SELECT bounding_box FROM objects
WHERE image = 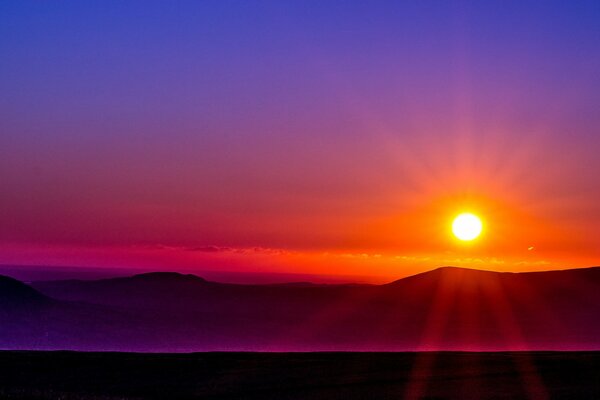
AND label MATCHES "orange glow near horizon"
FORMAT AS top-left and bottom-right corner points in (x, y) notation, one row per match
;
(2, 162), (599, 283)
(0, 238), (597, 285)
